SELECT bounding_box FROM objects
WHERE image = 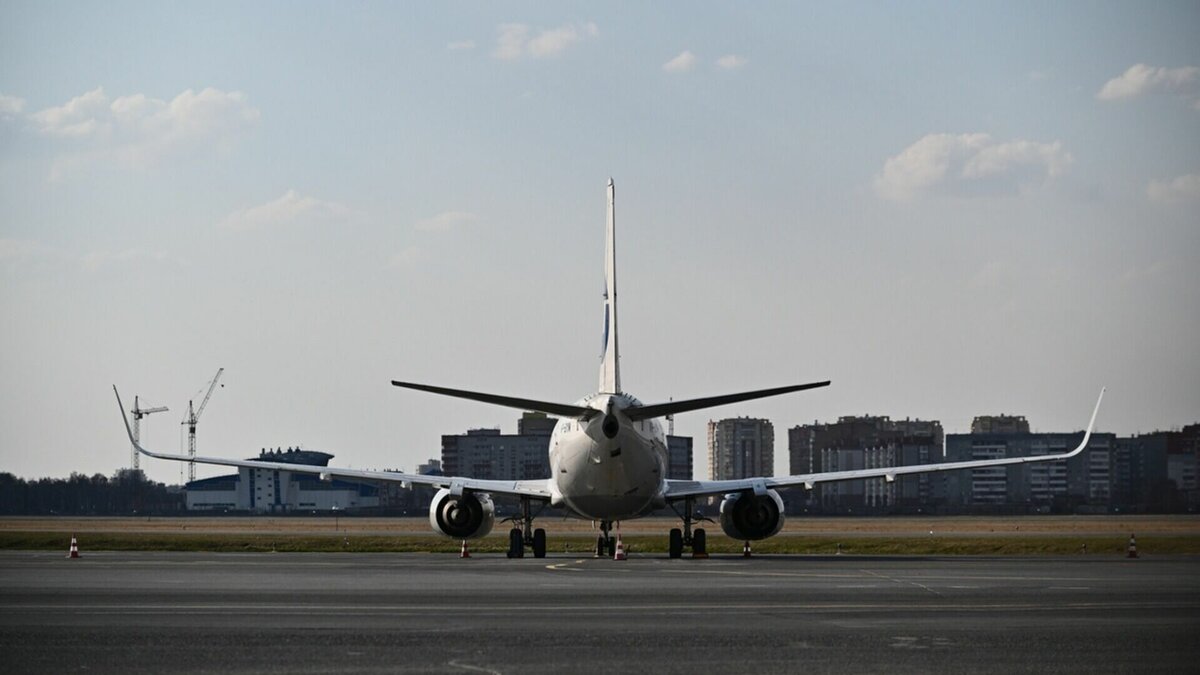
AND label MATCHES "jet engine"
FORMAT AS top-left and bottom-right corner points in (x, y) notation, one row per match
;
(719, 490), (785, 541)
(428, 489), (495, 540)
